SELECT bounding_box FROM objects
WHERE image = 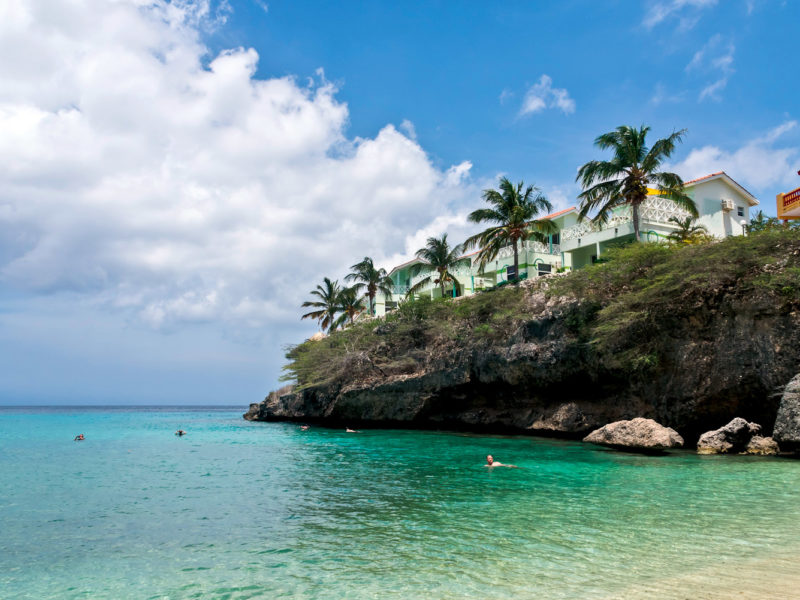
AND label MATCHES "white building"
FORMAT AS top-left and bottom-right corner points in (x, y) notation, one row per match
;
(374, 171), (758, 316)
(560, 172), (758, 268)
